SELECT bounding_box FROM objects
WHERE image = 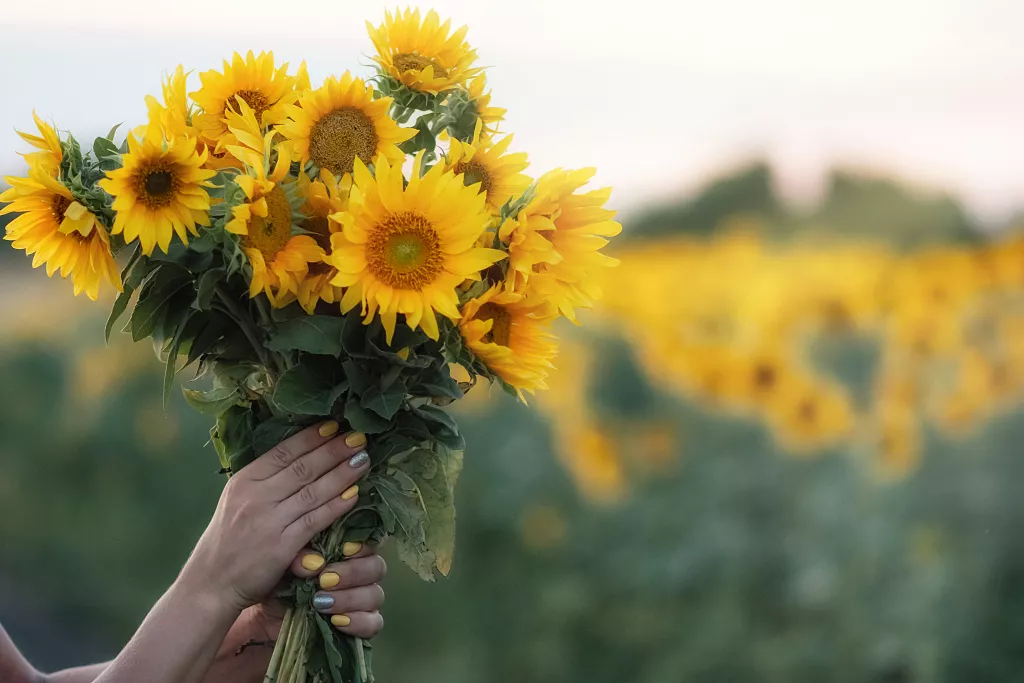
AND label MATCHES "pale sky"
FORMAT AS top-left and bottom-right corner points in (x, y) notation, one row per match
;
(3, 0), (1024, 222)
